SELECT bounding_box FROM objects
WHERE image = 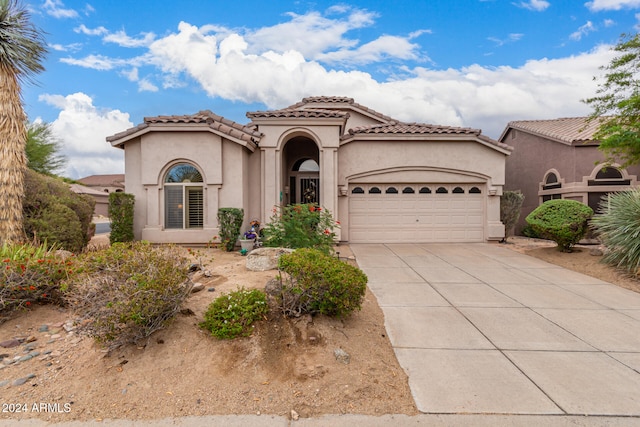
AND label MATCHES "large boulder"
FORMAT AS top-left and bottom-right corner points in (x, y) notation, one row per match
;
(246, 247), (294, 271)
